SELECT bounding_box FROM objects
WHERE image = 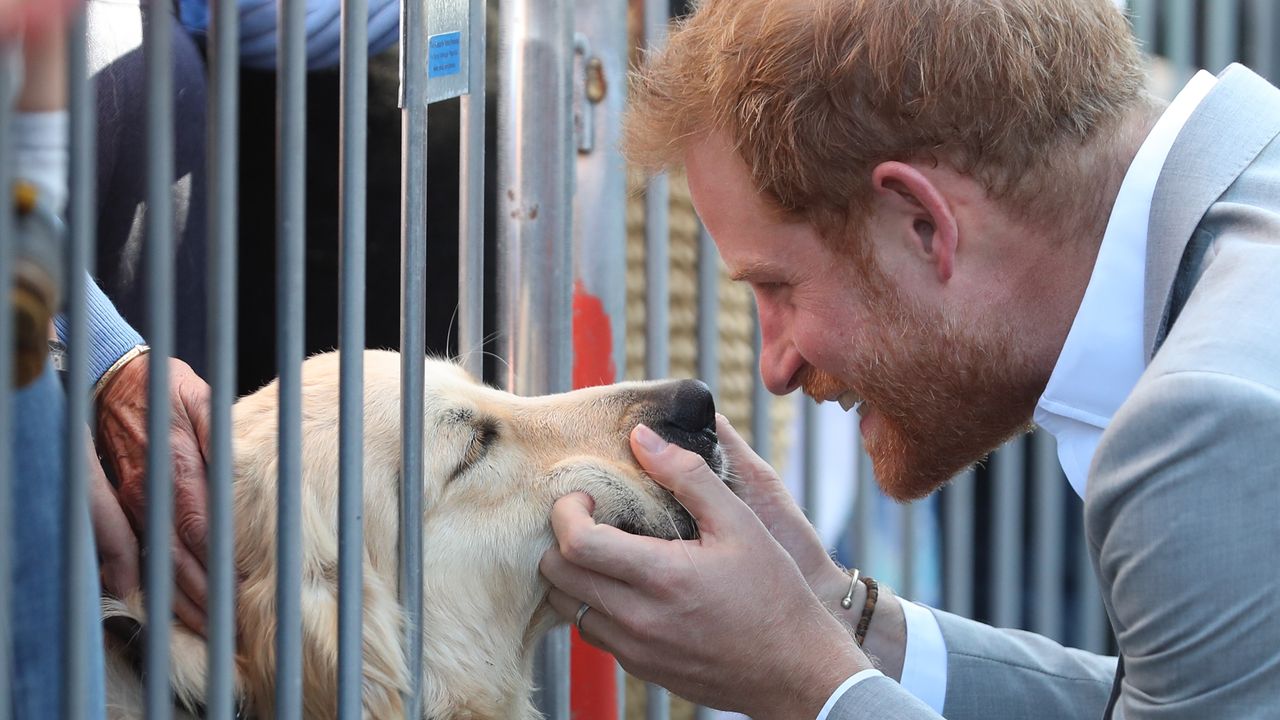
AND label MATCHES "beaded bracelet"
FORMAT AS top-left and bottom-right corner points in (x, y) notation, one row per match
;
(839, 568), (879, 647)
